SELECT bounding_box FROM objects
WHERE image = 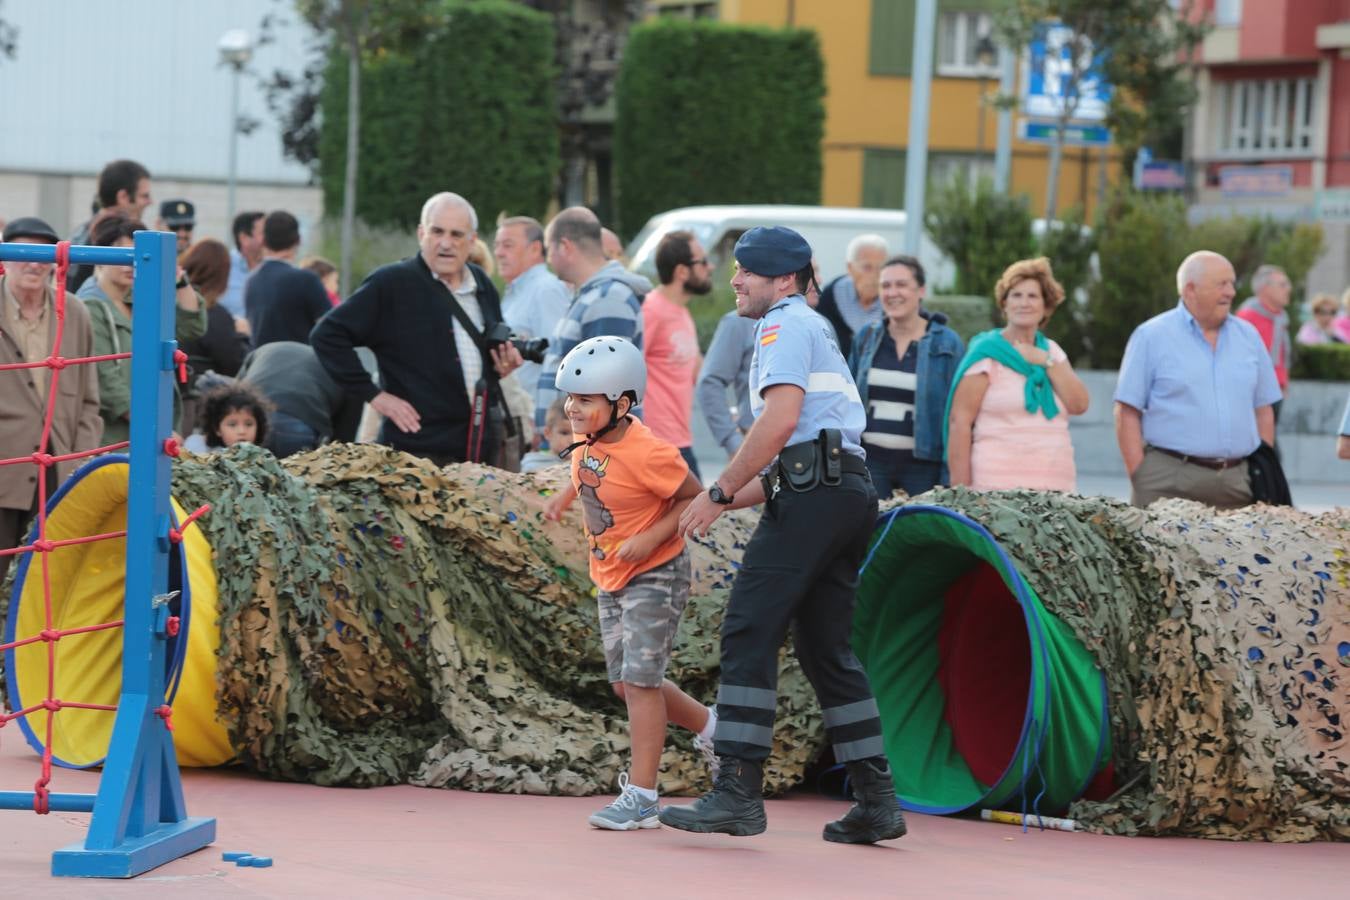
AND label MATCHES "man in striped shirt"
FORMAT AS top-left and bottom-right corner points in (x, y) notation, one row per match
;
(534, 208), (652, 440)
